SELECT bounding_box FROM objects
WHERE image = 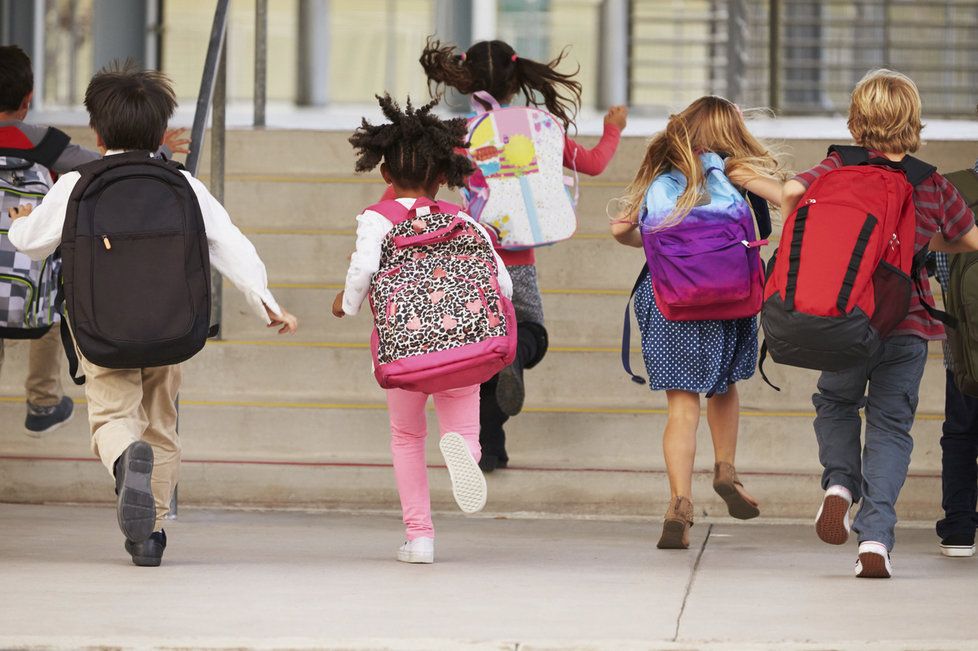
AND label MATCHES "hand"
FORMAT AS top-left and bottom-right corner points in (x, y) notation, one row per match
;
(265, 305), (298, 334)
(8, 204), (33, 221)
(604, 105), (628, 130)
(332, 292), (346, 318)
(162, 128), (191, 155)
